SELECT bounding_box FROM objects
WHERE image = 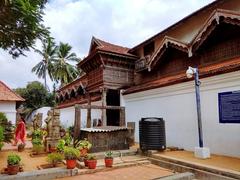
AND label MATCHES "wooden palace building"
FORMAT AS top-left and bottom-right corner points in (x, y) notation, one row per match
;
(57, 0), (240, 157)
